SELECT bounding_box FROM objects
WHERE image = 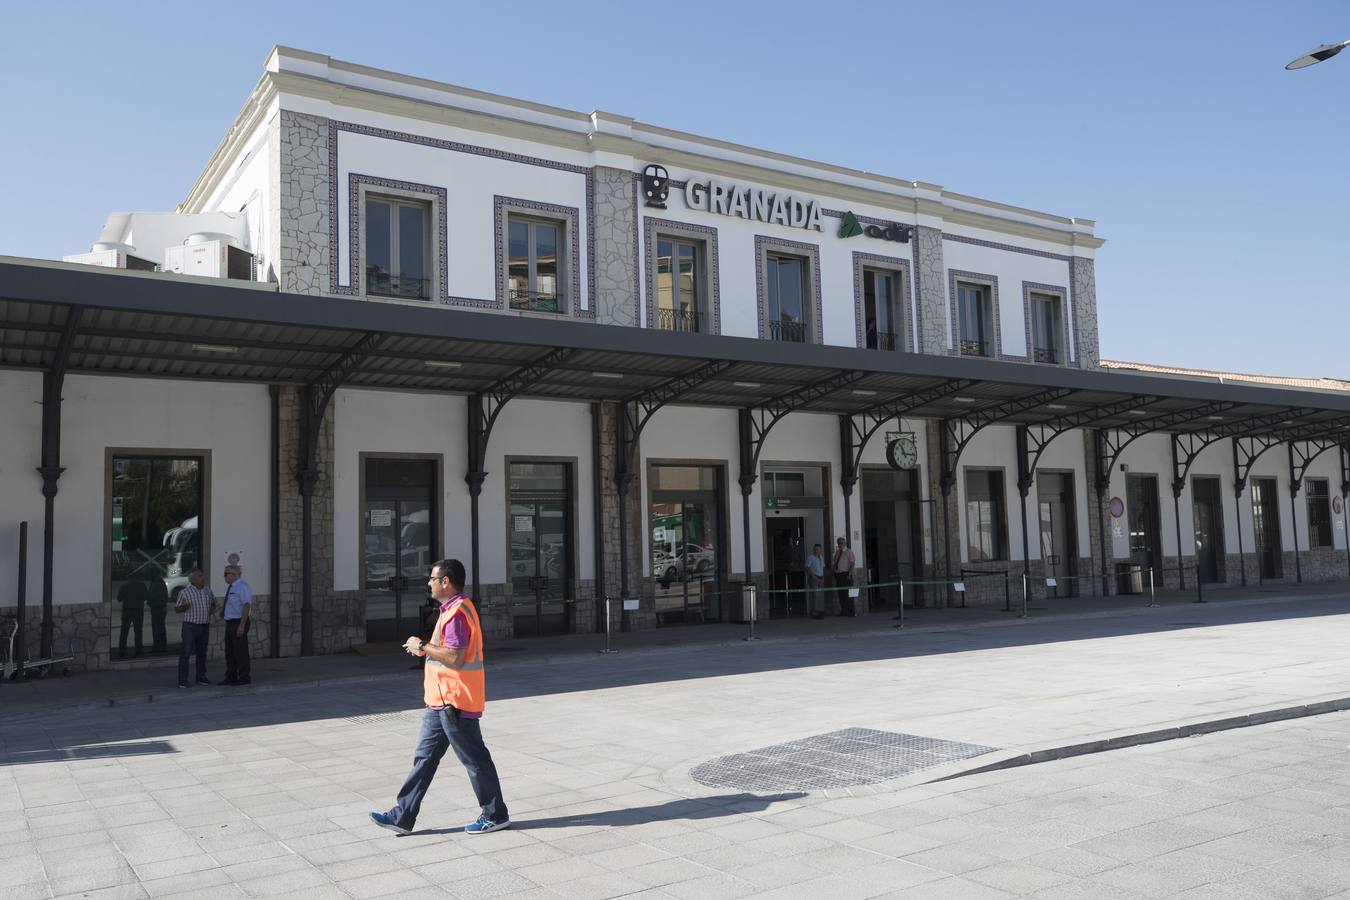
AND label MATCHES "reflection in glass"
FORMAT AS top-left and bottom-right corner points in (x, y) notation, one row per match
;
(366, 196), (429, 299)
(110, 456), (202, 658)
(864, 269), (897, 350)
(655, 238), (702, 332)
(958, 283), (989, 356)
(509, 462), (570, 637)
(365, 199), (392, 295)
(507, 217), (564, 313)
(398, 204), (426, 299)
(767, 254), (806, 342)
(1030, 293), (1061, 363)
